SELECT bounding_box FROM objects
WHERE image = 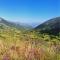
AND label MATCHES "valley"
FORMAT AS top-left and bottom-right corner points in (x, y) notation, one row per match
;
(0, 17), (60, 60)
